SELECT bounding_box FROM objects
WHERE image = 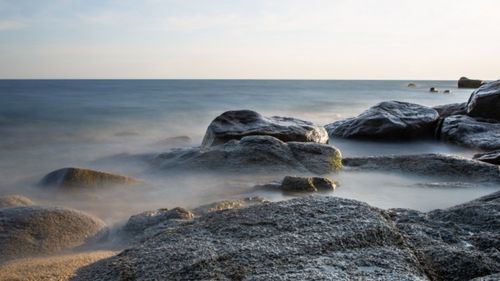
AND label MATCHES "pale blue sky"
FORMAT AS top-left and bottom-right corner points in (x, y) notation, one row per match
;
(1, 0), (499, 79)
